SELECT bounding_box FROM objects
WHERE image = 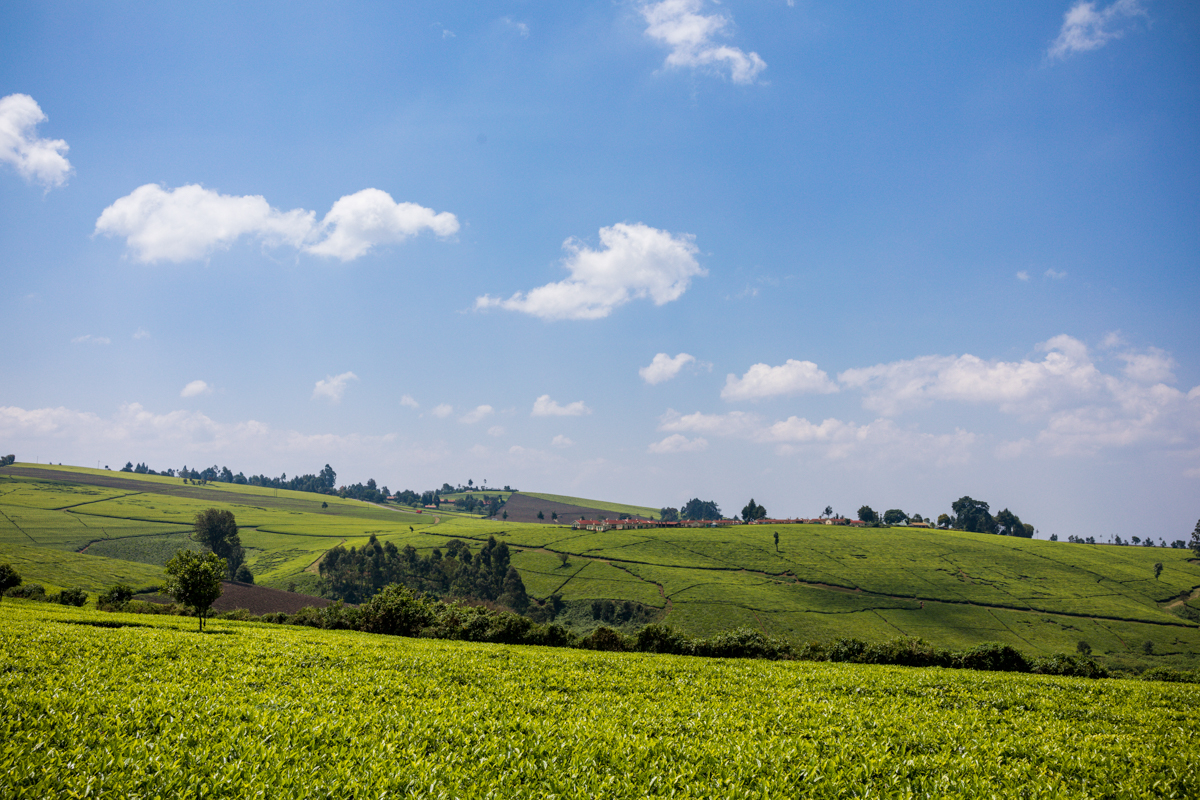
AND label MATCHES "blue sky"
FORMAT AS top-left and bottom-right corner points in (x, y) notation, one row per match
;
(2, 1), (1197, 540)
